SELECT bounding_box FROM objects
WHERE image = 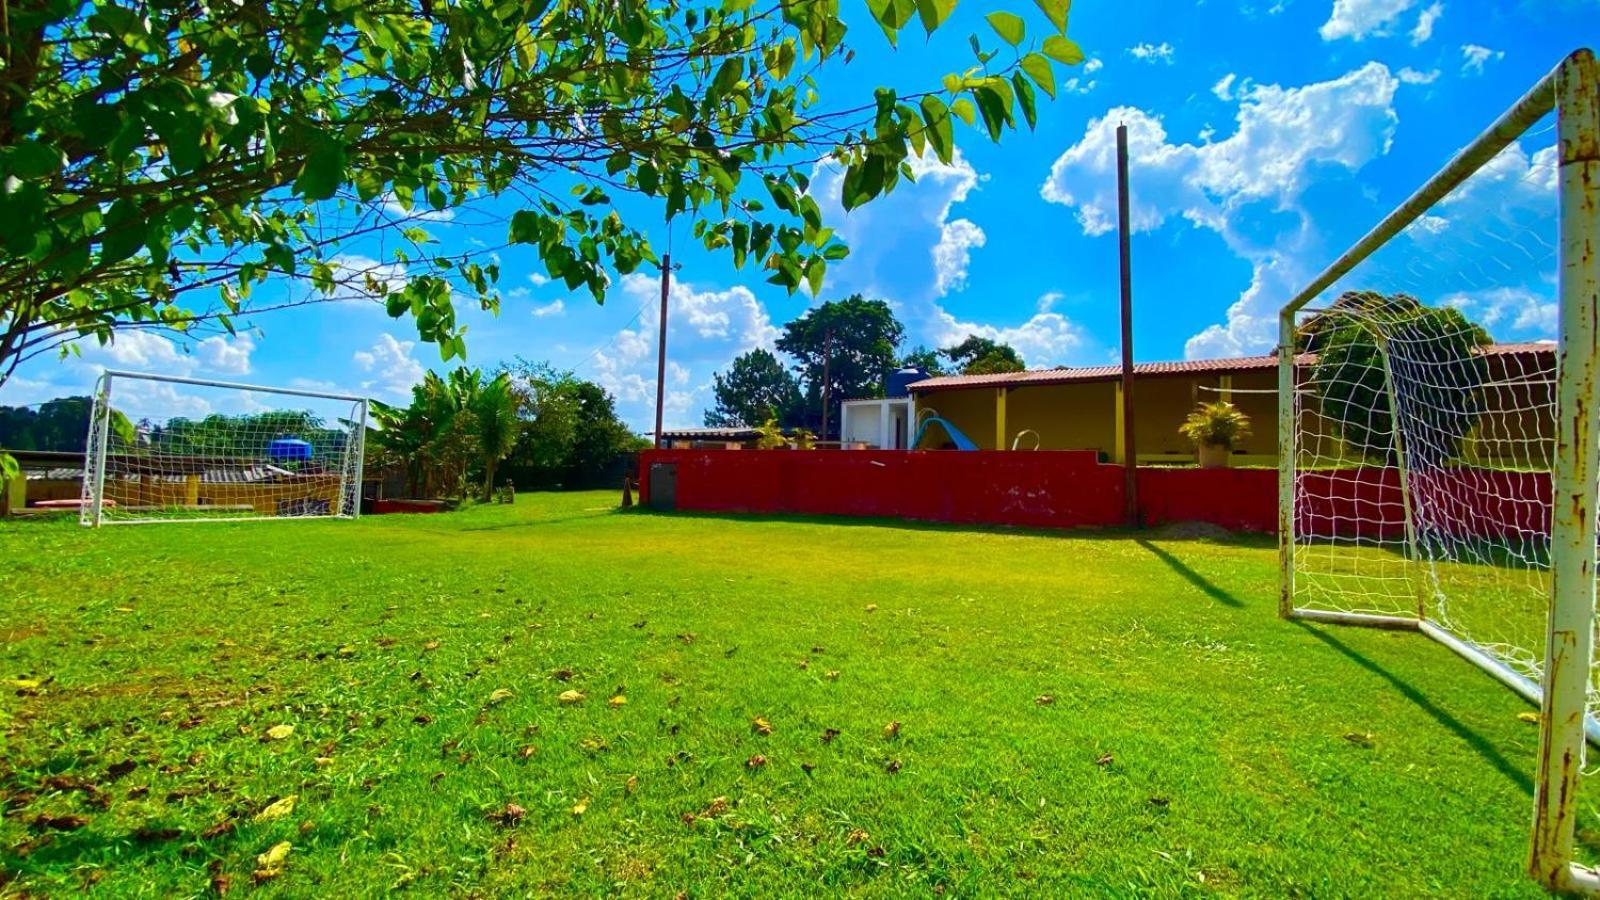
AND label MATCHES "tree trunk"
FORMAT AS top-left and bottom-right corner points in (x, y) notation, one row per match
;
(481, 458), (498, 502)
